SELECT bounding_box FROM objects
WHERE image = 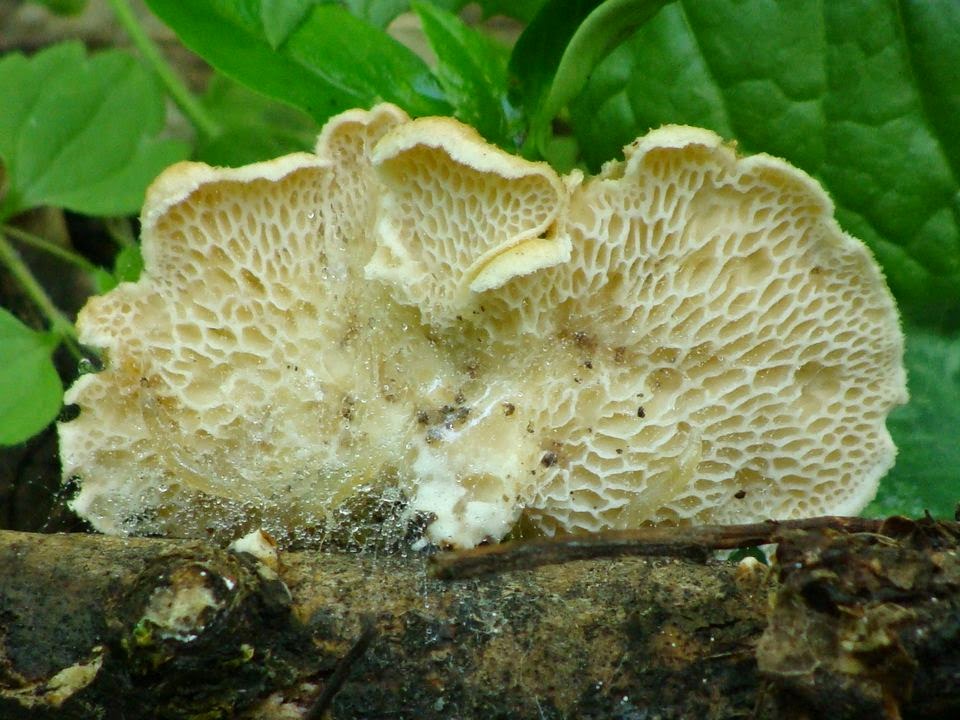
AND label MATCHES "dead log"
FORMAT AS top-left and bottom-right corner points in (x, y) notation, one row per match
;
(0, 516), (957, 720)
